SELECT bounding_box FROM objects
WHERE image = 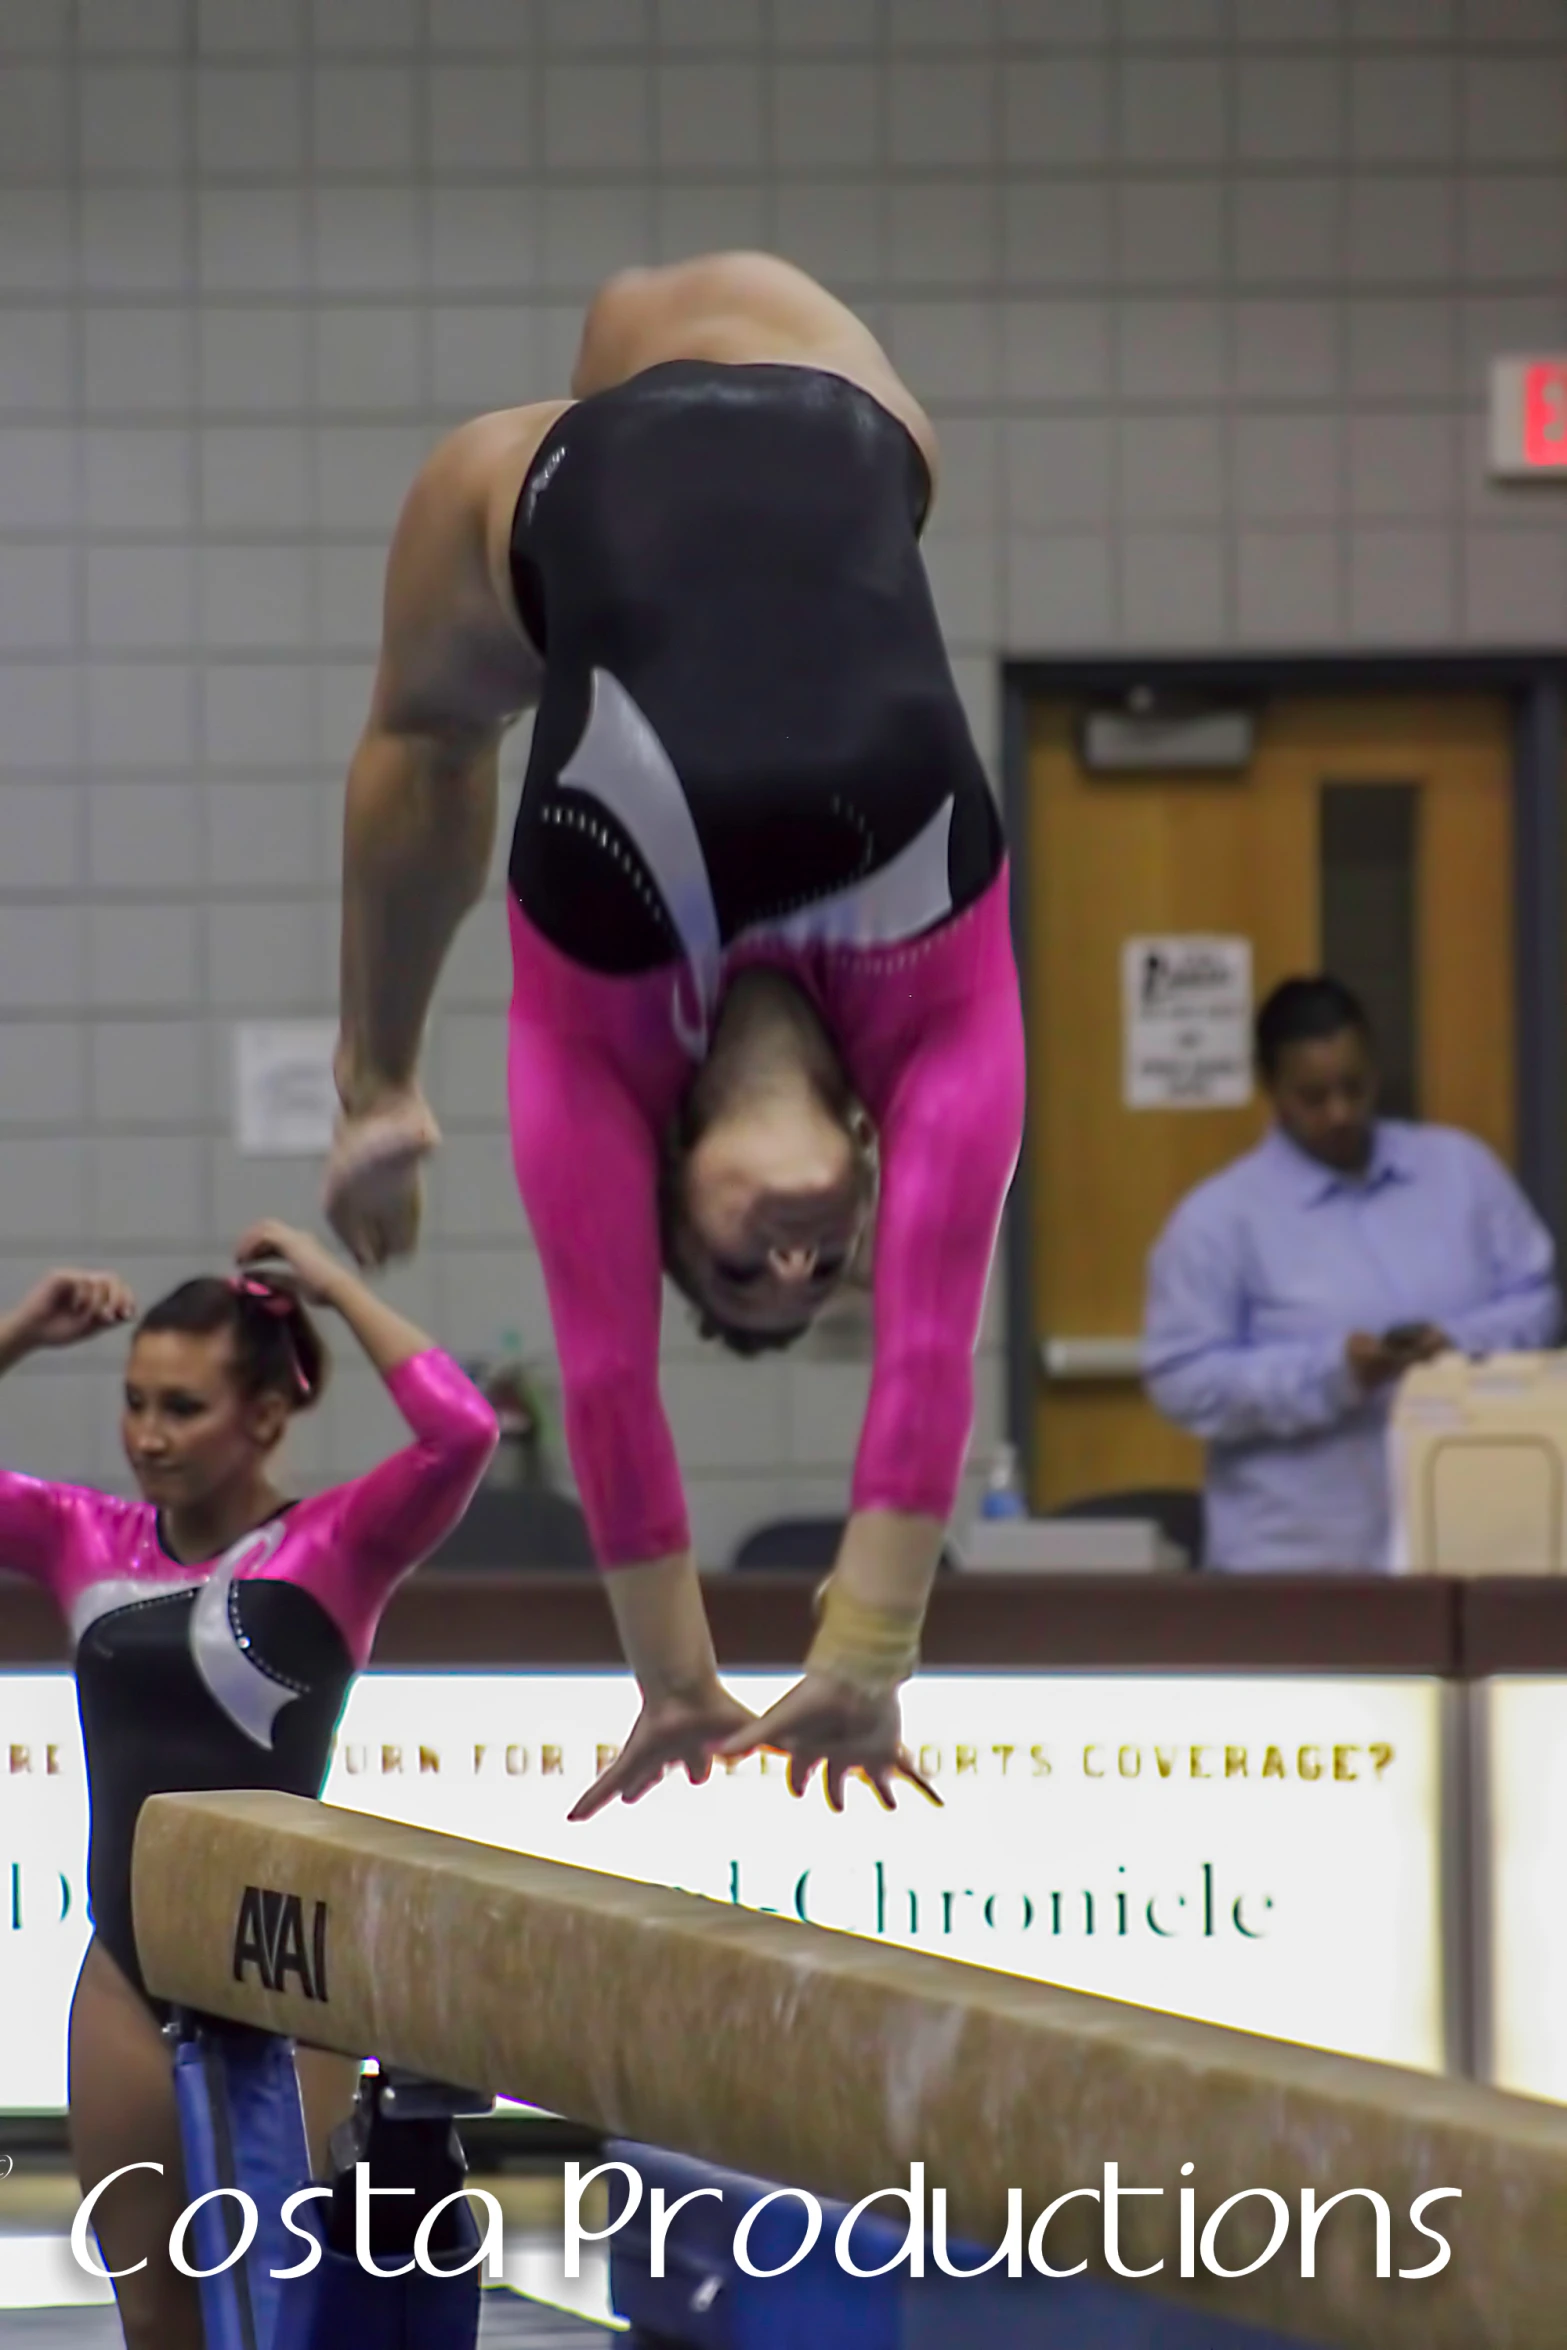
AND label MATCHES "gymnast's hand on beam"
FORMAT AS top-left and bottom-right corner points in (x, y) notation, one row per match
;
(322, 1080), (441, 1268)
(718, 1676), (942, 1815)
(567, 1684), (759, 1821)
